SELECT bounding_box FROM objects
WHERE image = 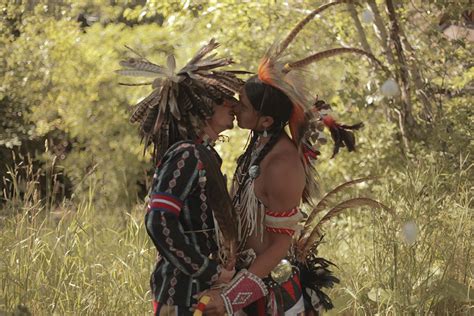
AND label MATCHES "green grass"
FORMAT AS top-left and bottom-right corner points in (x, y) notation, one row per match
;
(1, 155), (472, 315)
(1, 199), (153, 314)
